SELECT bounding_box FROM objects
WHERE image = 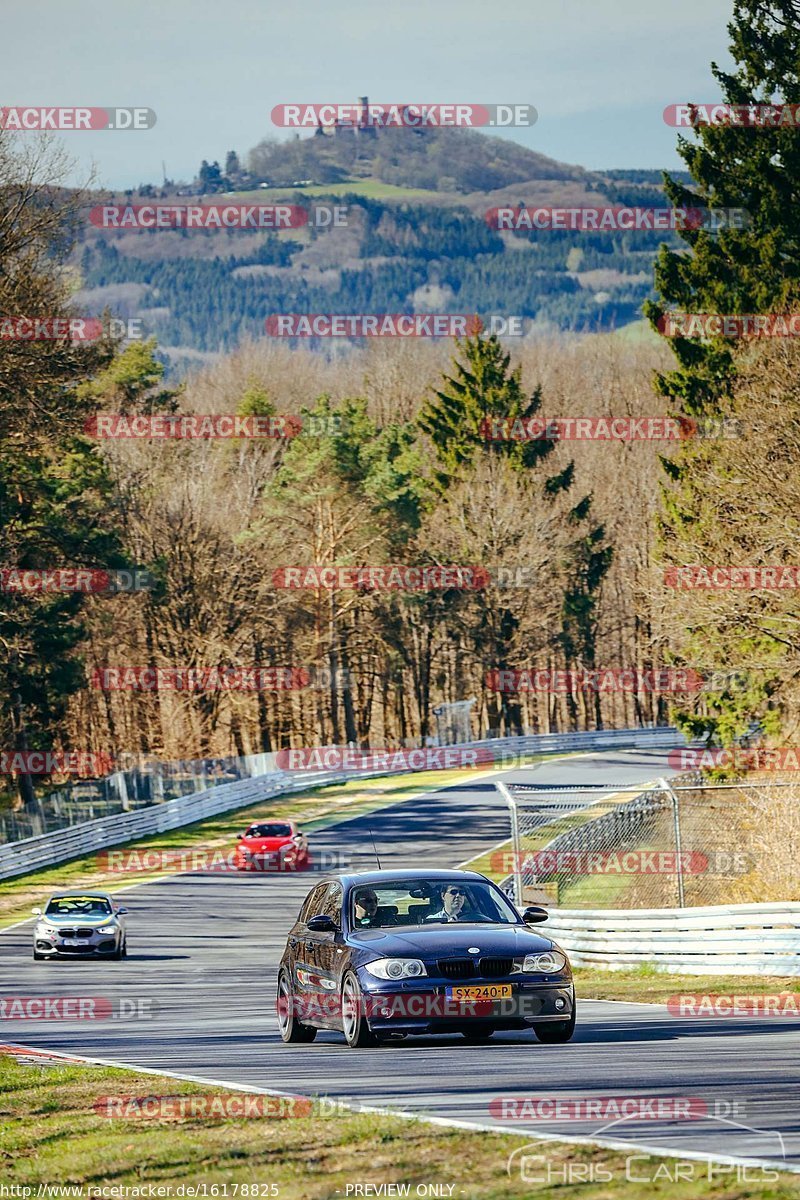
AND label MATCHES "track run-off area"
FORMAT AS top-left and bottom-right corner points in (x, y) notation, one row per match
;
(1, 749), (798, 1172)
